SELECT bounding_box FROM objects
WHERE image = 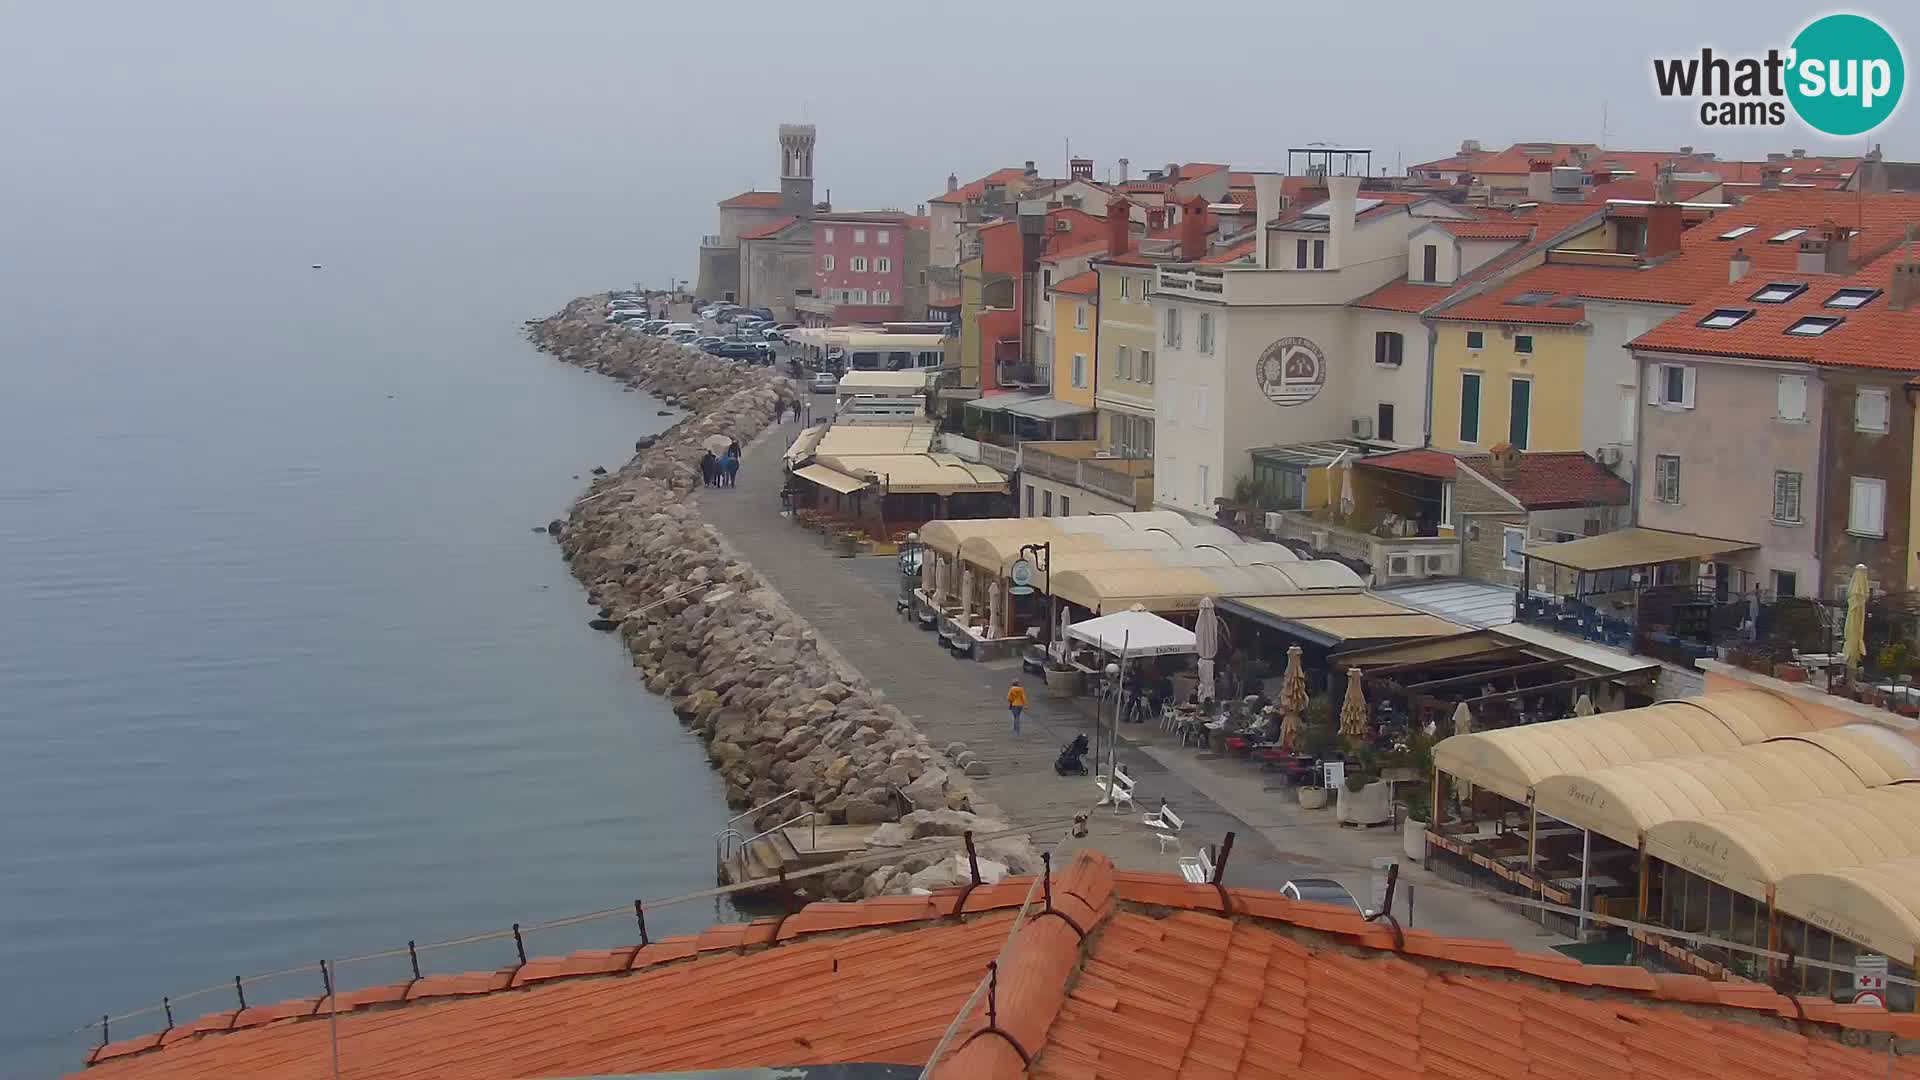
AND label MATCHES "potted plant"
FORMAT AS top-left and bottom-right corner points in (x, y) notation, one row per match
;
(1336, 769), (1393, 826)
